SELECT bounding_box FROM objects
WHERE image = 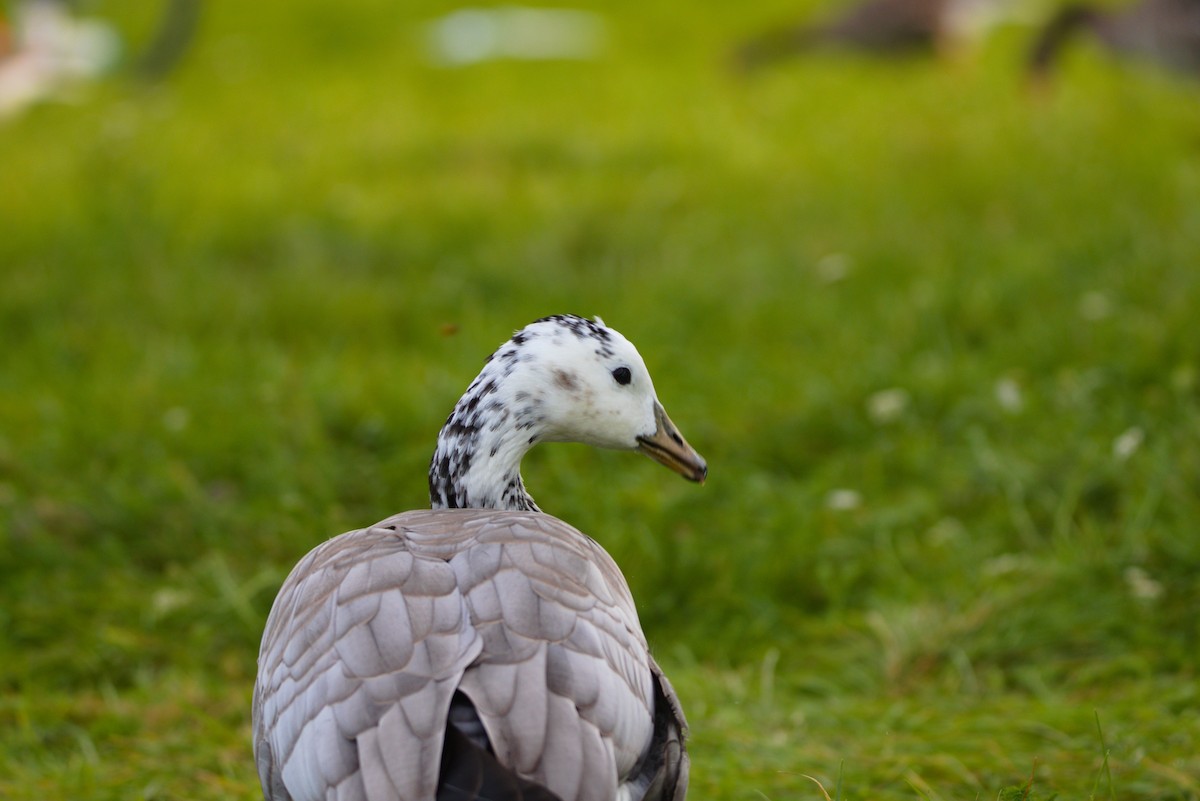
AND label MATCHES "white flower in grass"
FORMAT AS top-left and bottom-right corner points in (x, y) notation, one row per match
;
(1124, 566), (1163, 602)
(815, 253), (852, 284)
(1112, 426), (1144, 461)
(150, 587), (193, 618)
(926, 517), (965, 546)
(867, 387), (909, 424)
(825, 488), (862, 511)
(162, 406), (191, 432)
(994, 377), (1023, 413)
(982, 553), (1036, 576)
(1079, 291), (1112, 321)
